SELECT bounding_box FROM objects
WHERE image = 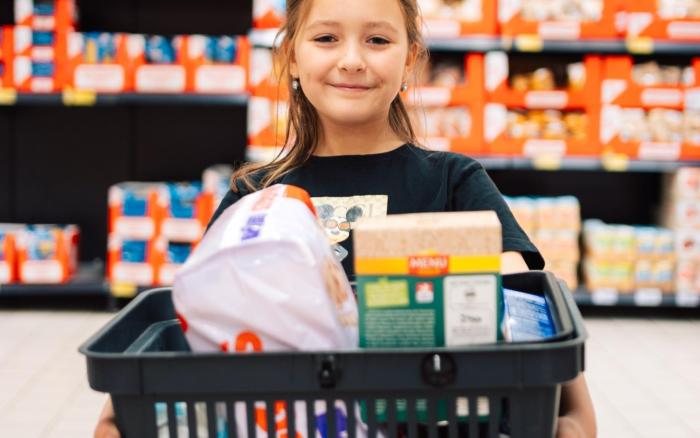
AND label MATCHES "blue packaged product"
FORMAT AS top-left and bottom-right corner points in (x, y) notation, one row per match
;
(32, 31), (55, 46)
(84, 32), (117, 63)
(32, 62), (55, 77)
(25, 226), (58, 261)
(122, 190), (149, 217)
(33, 1), (56, 15)
(502, 288), (555, 342)
(168, 183), (202, 219)
(204, 36), (237, 64)
(167, 242), (192, 264)
(121, 240), (148, 263)
(145, 35), (176, 64)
